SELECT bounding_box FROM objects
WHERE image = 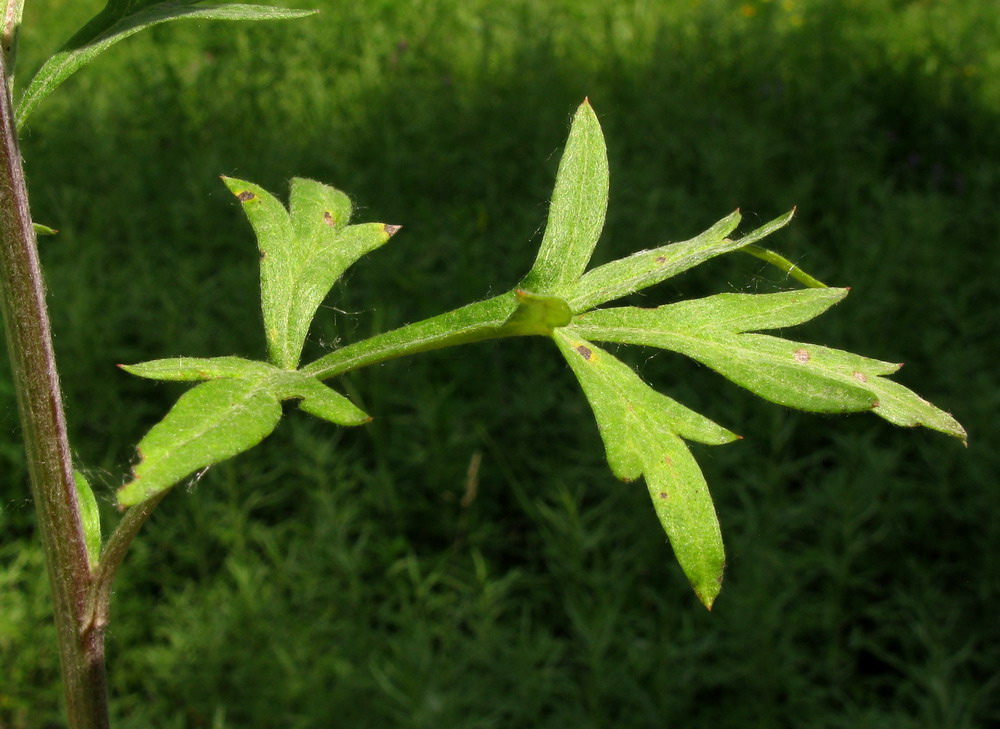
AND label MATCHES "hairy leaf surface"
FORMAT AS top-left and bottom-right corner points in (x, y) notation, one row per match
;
(520, 99), (608, 296)
(118, 378), (282, 506)
(223, 176), (396, 369)
(554, 330), (732, 608)
(571, 289), (965, 439)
